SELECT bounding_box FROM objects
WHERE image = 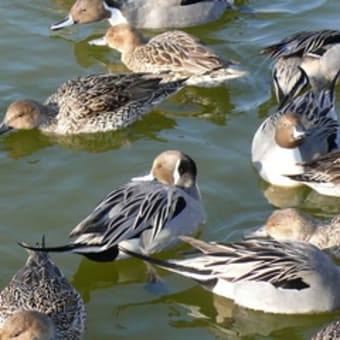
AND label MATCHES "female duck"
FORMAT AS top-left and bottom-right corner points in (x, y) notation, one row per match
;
(311, 321), (340, 340)
(0, 244), (85, 339)
(245, 208), (340, 259)
(251, 83), (340, 187)
(0, 73), (183, 135)
(51, 0), (236, 30)
(89, 23), (247, 87)
(20, 150), (205, 262)
(121, 236), (340, 314)
(0, 311), (56, 340)
(262, 29), (340, 106)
